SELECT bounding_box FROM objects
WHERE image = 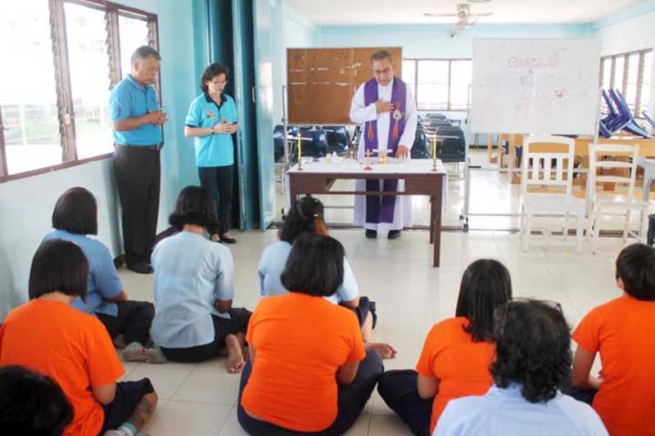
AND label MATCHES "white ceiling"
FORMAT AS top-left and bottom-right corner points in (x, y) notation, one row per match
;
(286, 0), (646, 25)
